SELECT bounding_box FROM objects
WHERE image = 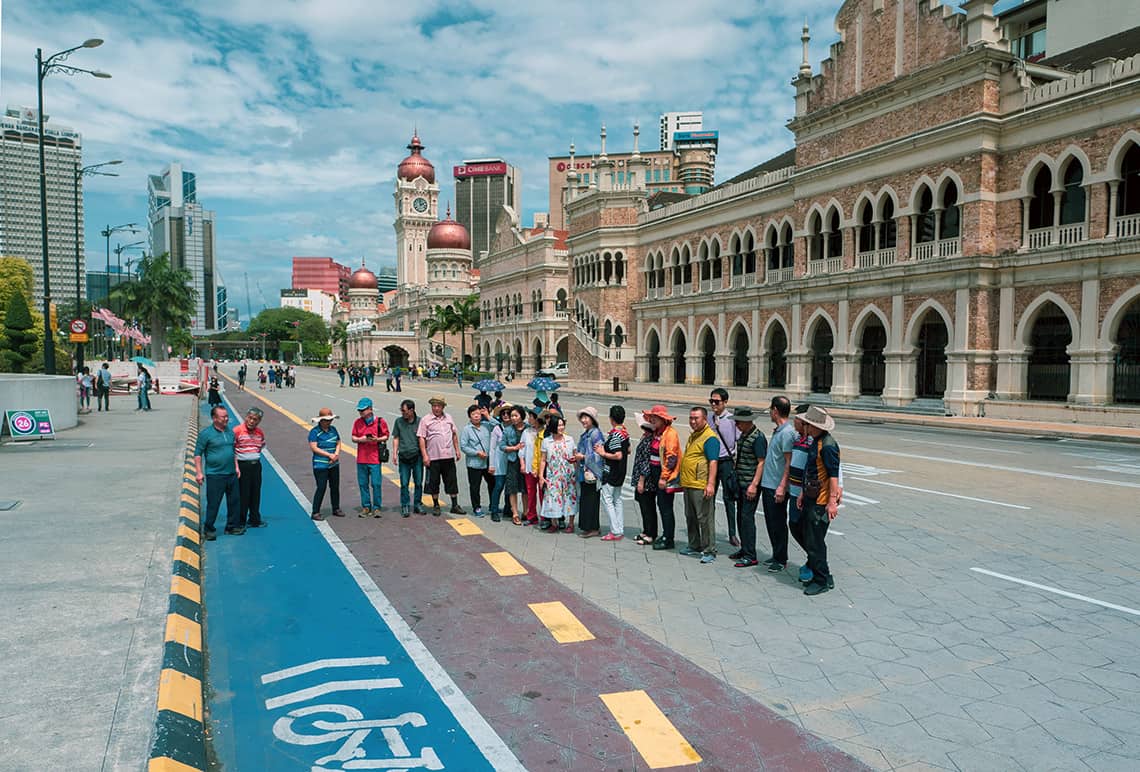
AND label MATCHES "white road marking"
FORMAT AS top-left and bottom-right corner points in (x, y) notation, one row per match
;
(845, 444), (1140, 490)
(261, 656), (392, 684)
(897, 438), (1024, 455)
(264, 678), (404, 710)
(841, 492), (879, 505)
(970, 568), (1140, 618)
(858, 478), (1031, 510)
(261, 446), (526, 770)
